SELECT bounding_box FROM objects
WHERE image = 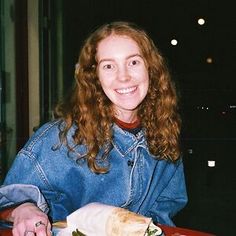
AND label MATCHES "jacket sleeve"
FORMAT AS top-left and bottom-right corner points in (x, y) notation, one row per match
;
(0, 184), (49, 213)
(146, 160), (188, 226)
(0, 149), (50, 213)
